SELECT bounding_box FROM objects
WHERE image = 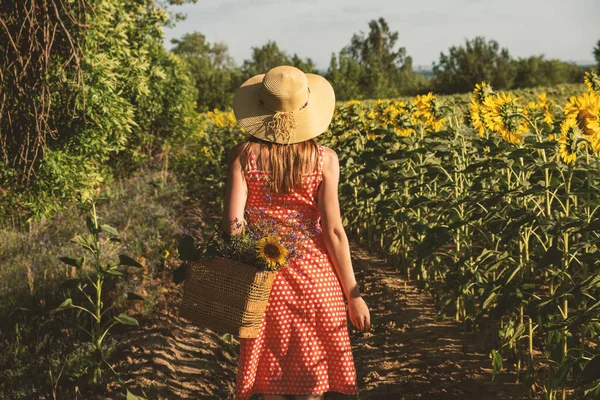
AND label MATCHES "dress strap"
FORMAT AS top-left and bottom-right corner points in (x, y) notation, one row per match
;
(318, 145), (324, 174)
